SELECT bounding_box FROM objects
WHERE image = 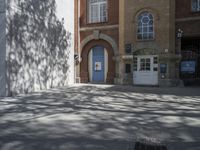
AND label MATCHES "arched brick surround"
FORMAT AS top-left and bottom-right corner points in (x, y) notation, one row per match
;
(80, 39), (115, 83)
